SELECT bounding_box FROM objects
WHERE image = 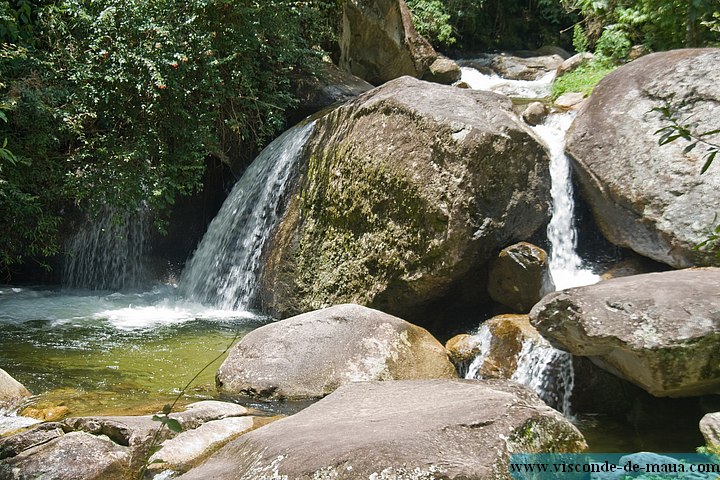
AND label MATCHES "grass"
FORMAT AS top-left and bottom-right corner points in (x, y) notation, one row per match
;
(551, 58), (617, 100)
